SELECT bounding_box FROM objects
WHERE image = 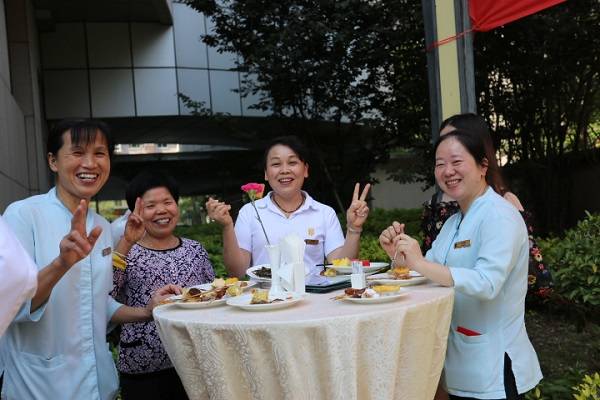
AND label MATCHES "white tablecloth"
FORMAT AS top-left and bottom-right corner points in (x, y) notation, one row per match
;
(154, 284), (454, 400)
